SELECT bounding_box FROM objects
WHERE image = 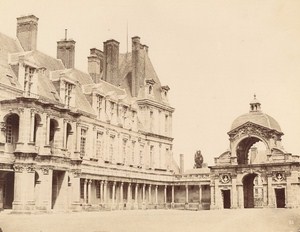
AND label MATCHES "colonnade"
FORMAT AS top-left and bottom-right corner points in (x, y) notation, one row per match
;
(80, 179), (208, 210)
